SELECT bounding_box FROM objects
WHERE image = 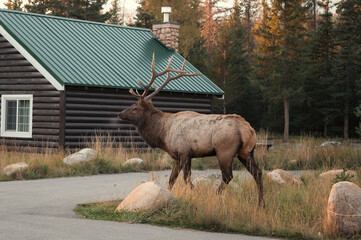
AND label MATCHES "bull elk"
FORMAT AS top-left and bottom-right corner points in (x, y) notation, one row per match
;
(118, 54), (264, 206)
